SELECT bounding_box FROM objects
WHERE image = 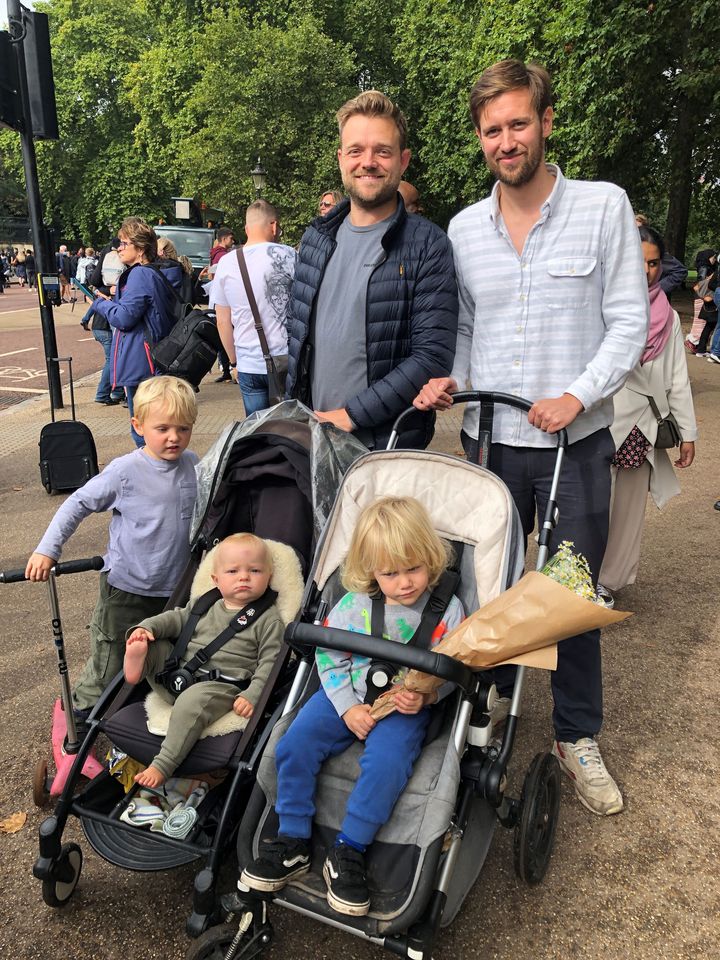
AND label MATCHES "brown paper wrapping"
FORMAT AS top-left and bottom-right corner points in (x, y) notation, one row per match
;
(369, 571), (630, 720)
